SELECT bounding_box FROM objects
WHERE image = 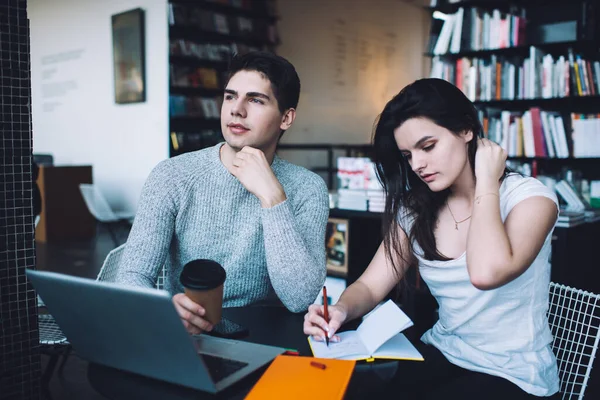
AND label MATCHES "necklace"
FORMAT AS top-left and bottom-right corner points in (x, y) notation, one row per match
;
(446, 202), (471, 230)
